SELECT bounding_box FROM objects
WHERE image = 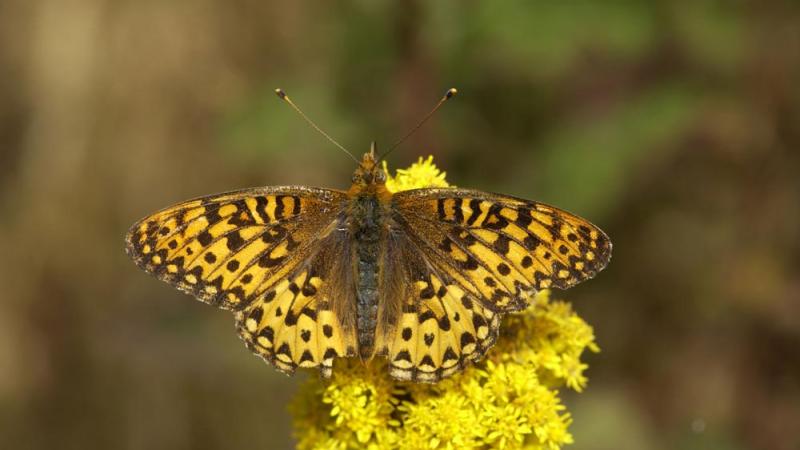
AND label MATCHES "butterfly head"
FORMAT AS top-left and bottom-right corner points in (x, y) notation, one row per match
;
(349, 142), (388, 194)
